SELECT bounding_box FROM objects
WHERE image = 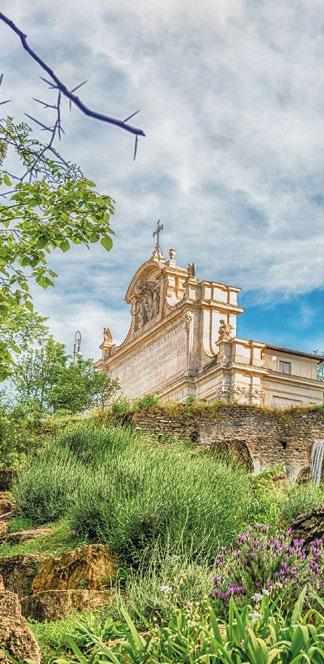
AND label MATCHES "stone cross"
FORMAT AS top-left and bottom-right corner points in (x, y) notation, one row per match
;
(153, 219), (164, 252)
